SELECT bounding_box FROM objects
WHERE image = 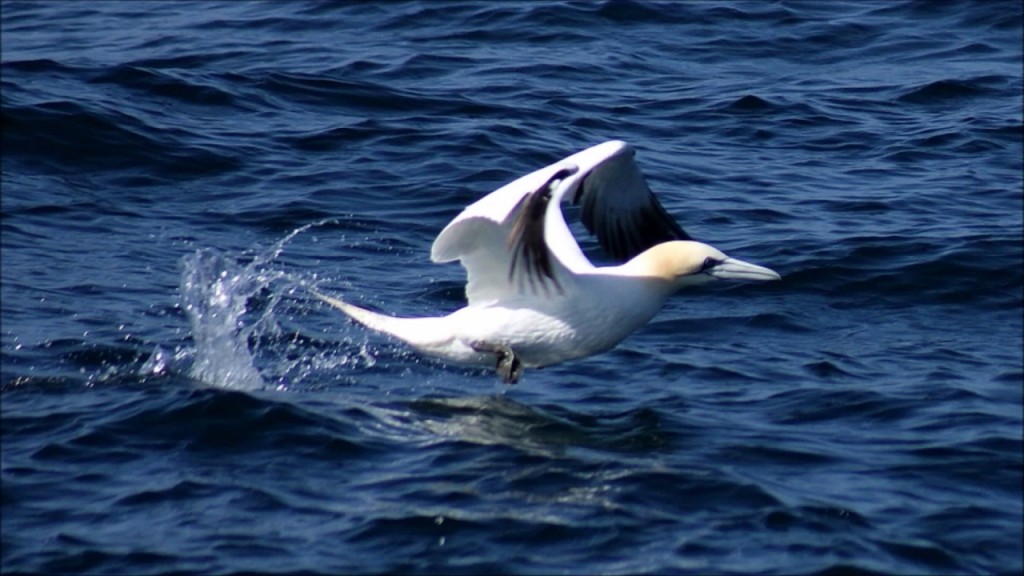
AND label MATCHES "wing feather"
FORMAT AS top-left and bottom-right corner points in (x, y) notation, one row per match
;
(429, 140), (692, 306)
(574, 146), (691, 262)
